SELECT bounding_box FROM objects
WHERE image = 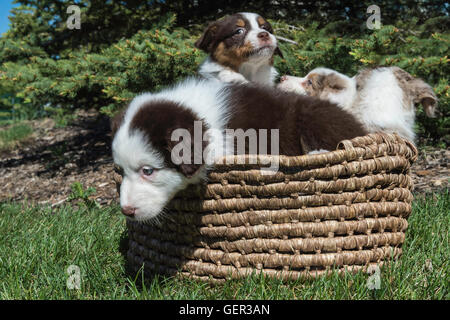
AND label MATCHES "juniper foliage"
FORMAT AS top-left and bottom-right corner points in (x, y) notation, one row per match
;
(0, 1), (448, 144)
